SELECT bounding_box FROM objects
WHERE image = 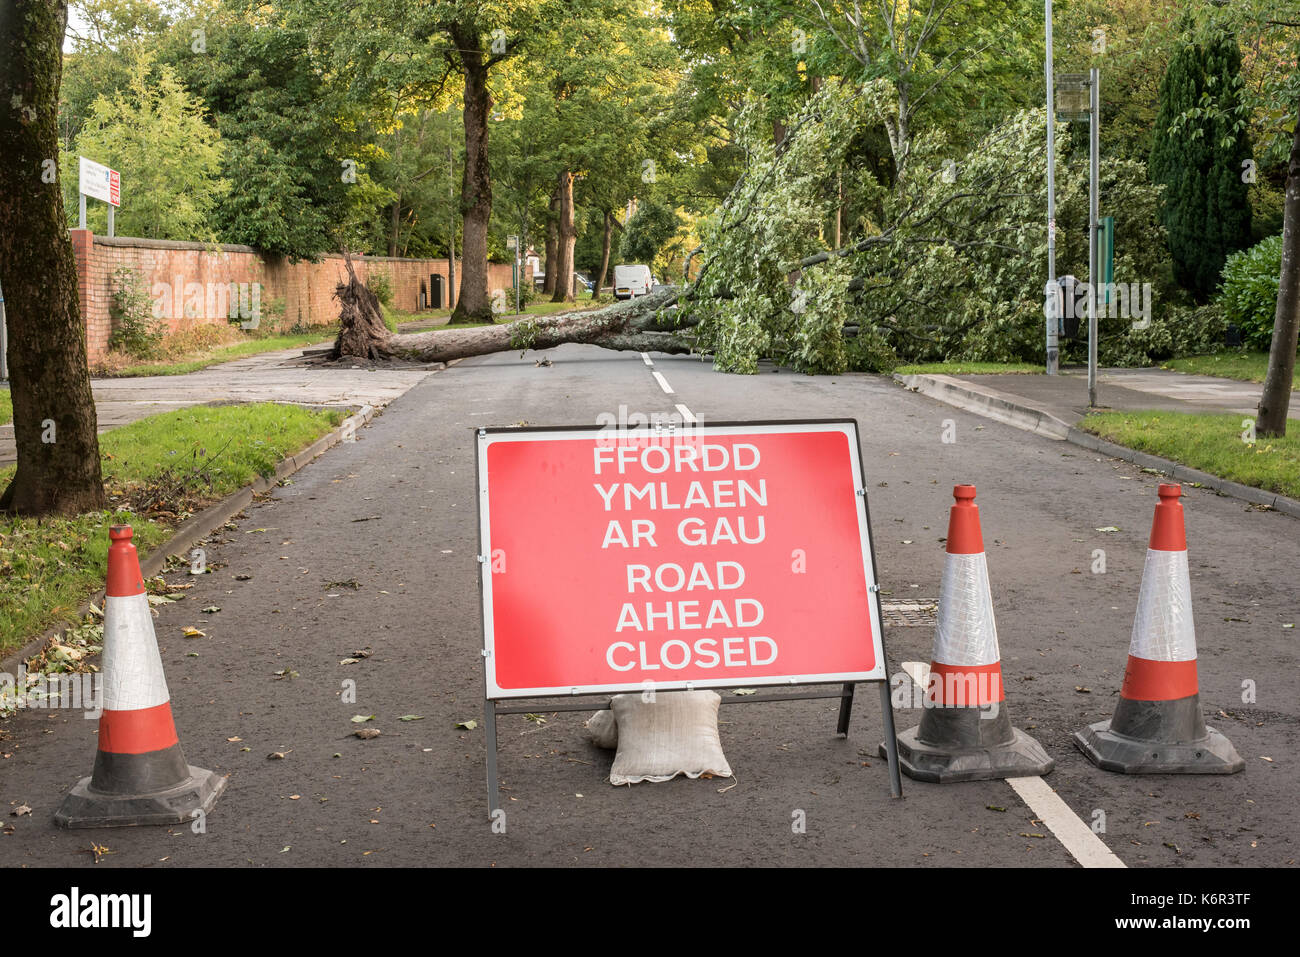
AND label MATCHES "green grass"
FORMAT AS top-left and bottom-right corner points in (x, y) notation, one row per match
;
(1162, 351), (1299, 390)
(0, 387), (10, 426)
(106, 329), (338, 377)
(894, 361), (1043, 376)
(0, 402), (345, 659)
(98, 403), (345, 493)
(1082, 410), (1300, 500)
